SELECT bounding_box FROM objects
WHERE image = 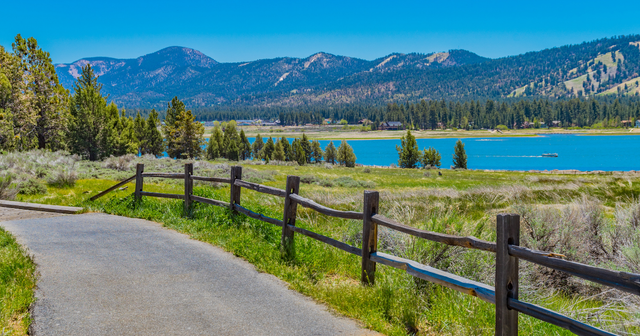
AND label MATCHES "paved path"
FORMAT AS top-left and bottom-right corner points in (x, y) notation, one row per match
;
(0, 212), (374, 335)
